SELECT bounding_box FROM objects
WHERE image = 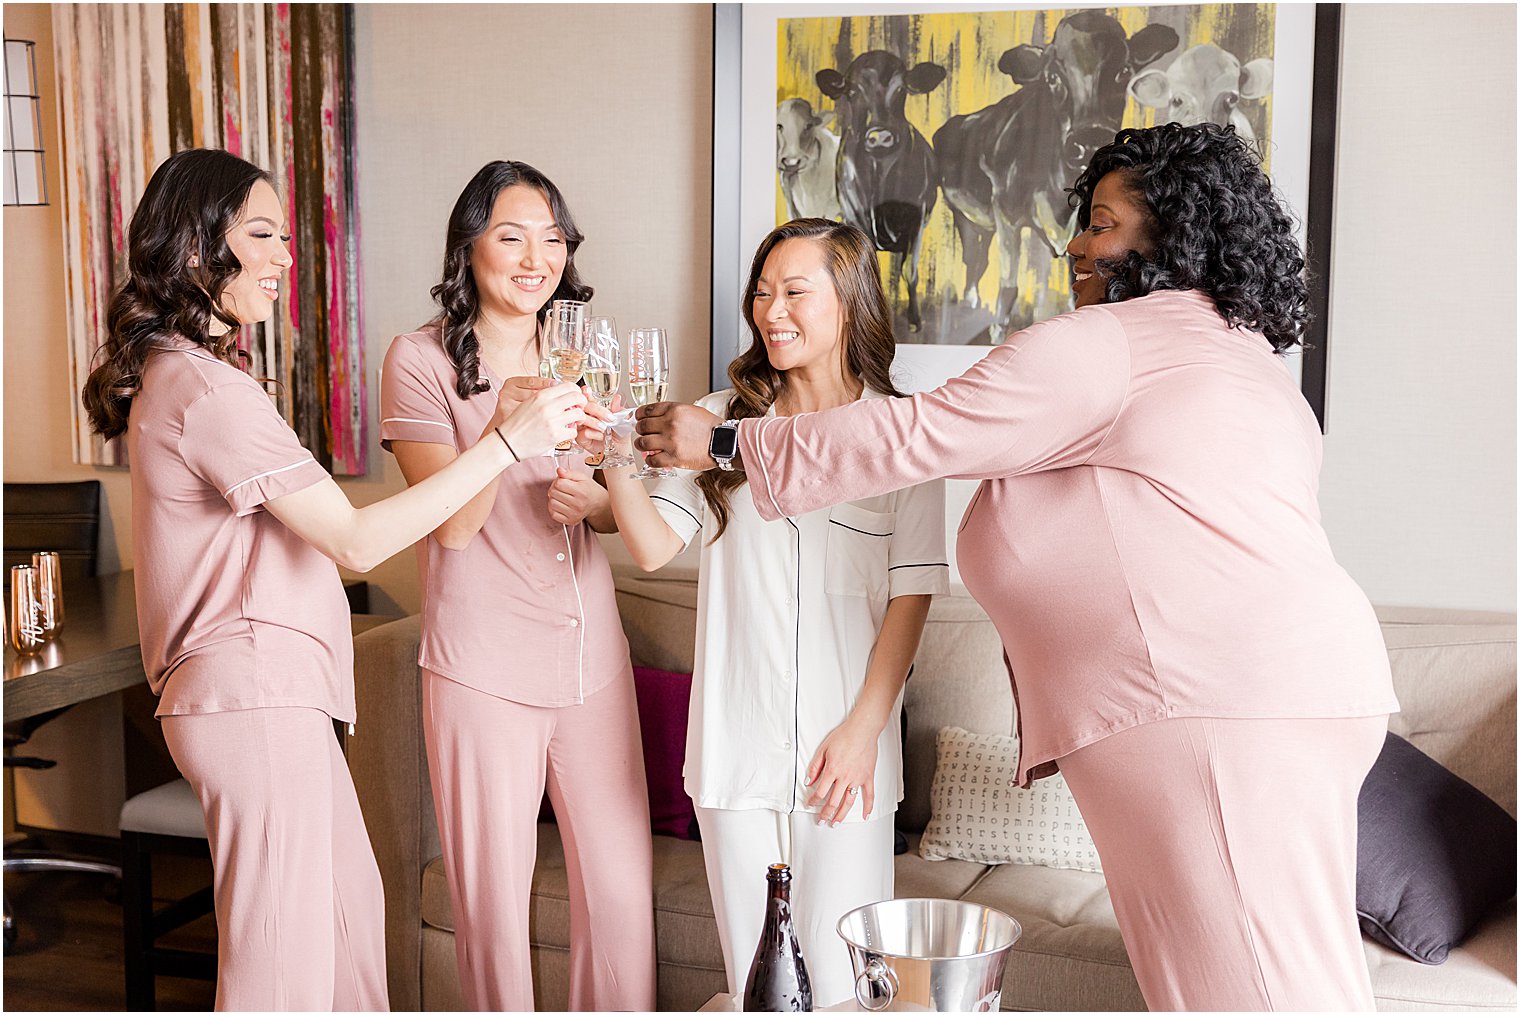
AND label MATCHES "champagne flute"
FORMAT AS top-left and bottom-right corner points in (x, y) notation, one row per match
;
(546, 300), (589, 456)
(585, 318), (634, 468)
(627, 327), (673, 479)
(583, 317), (621, 408)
